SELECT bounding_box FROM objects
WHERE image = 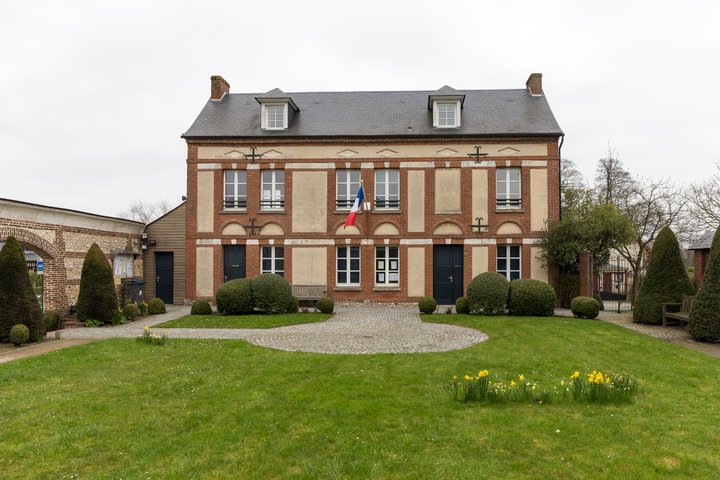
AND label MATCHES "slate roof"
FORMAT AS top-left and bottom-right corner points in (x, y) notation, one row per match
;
(689, 230), (715, 250)
(182, 88), (563, 139)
